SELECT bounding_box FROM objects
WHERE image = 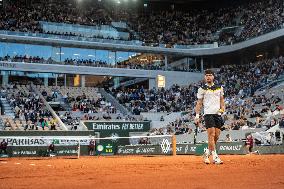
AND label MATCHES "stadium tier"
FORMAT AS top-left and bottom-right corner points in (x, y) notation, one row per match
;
(0, 0), (283, 45)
